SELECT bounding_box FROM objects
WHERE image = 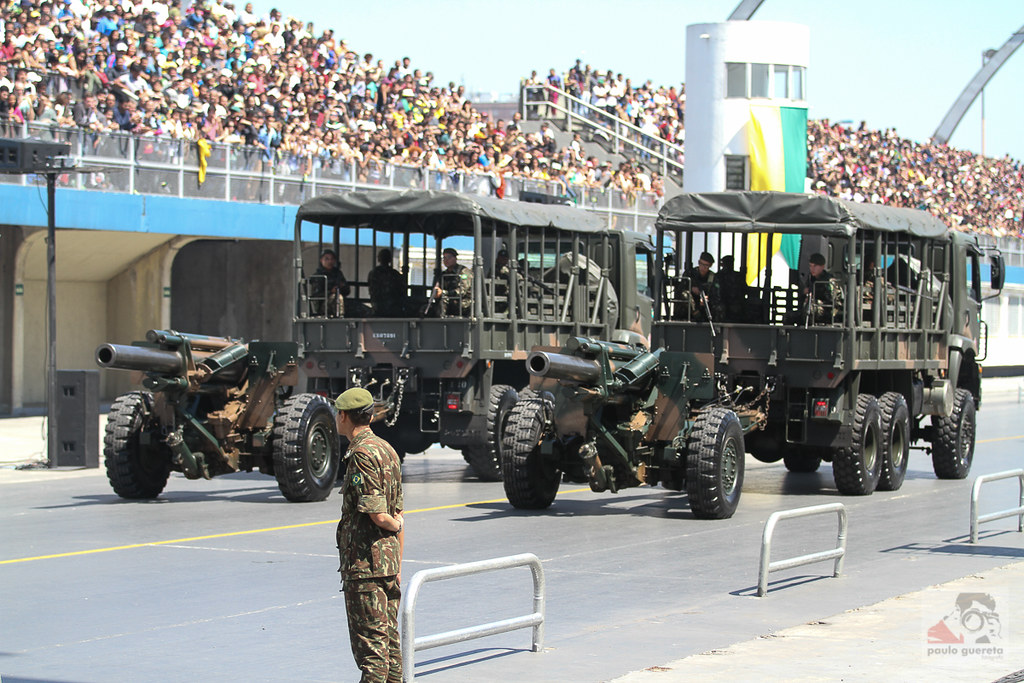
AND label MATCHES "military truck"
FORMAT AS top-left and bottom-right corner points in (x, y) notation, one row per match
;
(96, 330), (340, 502)
(501, 191), (1003, 518)
(292, 190), (654, 480)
